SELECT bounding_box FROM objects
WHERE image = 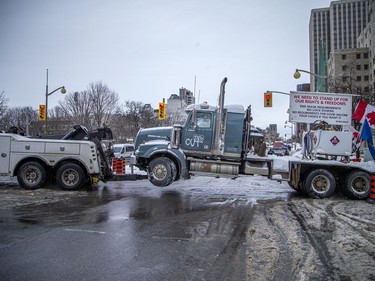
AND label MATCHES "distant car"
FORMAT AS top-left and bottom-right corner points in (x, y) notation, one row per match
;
(113, 144), (135, 159)
(267, 147), (286, 156)
(269, 141), (290, 156)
